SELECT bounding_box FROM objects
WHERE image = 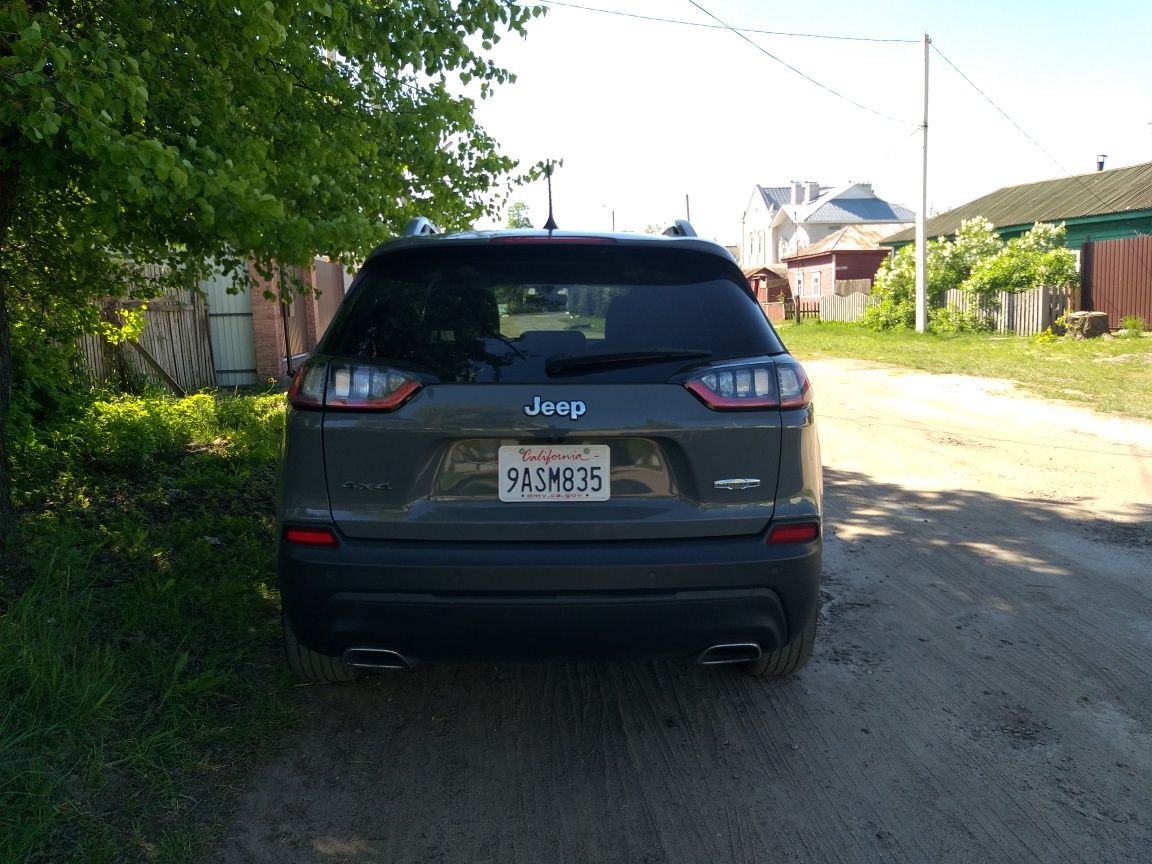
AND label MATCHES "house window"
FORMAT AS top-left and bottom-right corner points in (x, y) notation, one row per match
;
(811, 271), (821, 296)
(795, 273), (803, 299)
